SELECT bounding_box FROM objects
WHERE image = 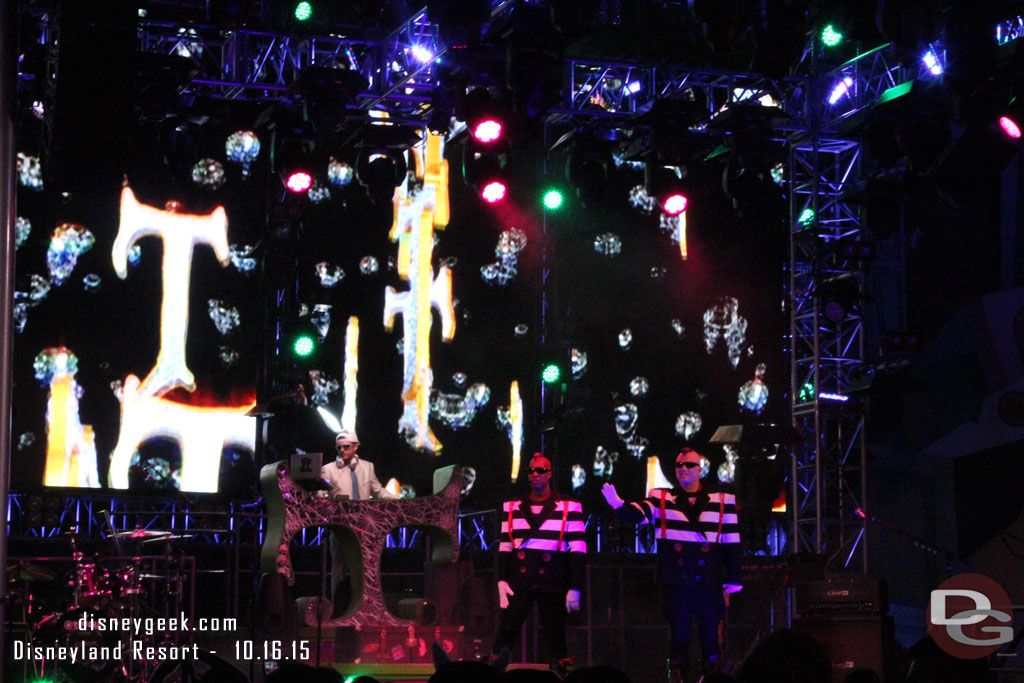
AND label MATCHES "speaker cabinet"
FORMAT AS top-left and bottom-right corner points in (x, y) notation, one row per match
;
(796, 615), (893, 683)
